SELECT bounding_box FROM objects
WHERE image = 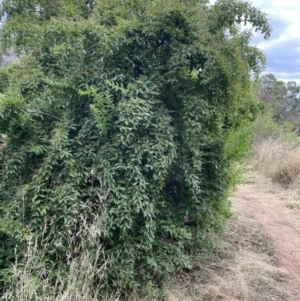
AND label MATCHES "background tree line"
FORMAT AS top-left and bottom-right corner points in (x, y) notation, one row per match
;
(257, 73), (300, 124)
